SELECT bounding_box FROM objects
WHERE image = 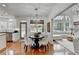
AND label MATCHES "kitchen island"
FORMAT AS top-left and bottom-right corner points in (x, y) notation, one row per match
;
(0, 33), (6, 52)
(0, 32), (14, 42)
